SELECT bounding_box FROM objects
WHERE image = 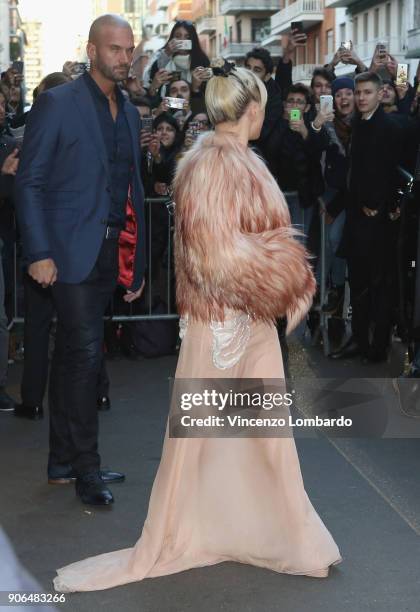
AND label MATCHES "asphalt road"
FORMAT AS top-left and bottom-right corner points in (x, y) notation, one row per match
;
(1, 333), (419, 612)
